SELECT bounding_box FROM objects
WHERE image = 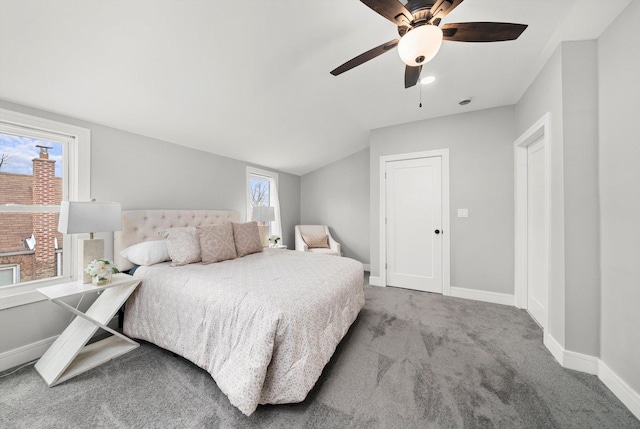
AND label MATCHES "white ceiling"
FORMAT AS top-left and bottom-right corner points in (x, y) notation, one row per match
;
(0, 0), (630, 175)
